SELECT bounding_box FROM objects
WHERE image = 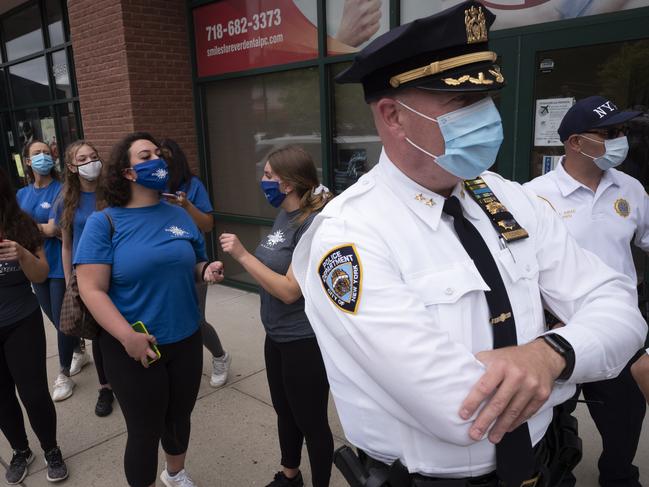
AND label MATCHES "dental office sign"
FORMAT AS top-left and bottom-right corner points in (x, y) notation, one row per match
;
(193, 0), (318, 78)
